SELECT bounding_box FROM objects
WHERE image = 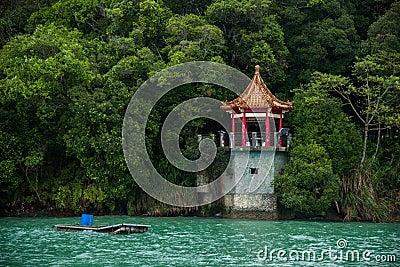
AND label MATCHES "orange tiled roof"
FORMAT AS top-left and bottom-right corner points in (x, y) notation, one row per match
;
(221, 65), (293, 113)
